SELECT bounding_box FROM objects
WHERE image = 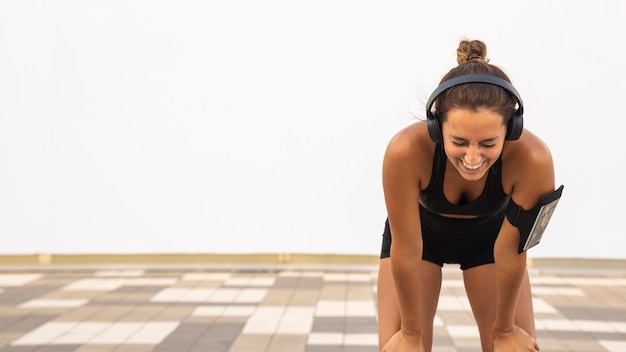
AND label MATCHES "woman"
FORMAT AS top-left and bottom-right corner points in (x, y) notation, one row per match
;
(378, 39), (560, 351)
